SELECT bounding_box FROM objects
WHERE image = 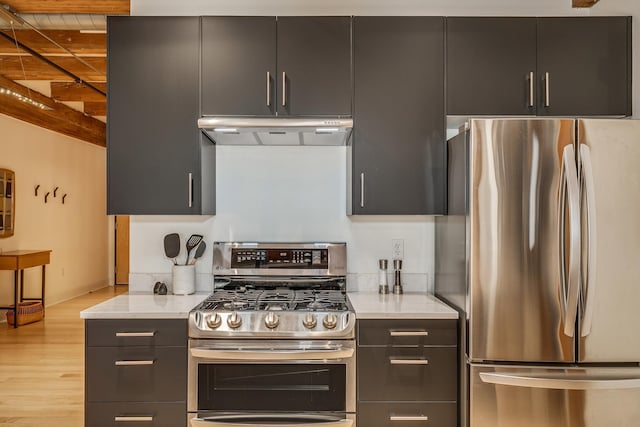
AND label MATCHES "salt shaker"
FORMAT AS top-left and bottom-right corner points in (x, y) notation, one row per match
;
(378, 259), (389, 294)
(393, 259), (403, 294)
